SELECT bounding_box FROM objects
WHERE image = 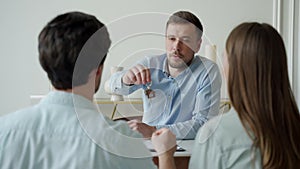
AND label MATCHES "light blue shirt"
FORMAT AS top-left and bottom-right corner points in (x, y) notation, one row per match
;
(0, 91), (156, 169)
(110, 54), (221, 139)
(189, 109), (262, 169)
